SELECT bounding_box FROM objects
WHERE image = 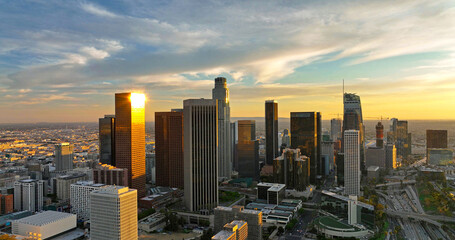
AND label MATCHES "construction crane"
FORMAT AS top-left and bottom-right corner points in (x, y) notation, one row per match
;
(364, 116), (390, 122)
